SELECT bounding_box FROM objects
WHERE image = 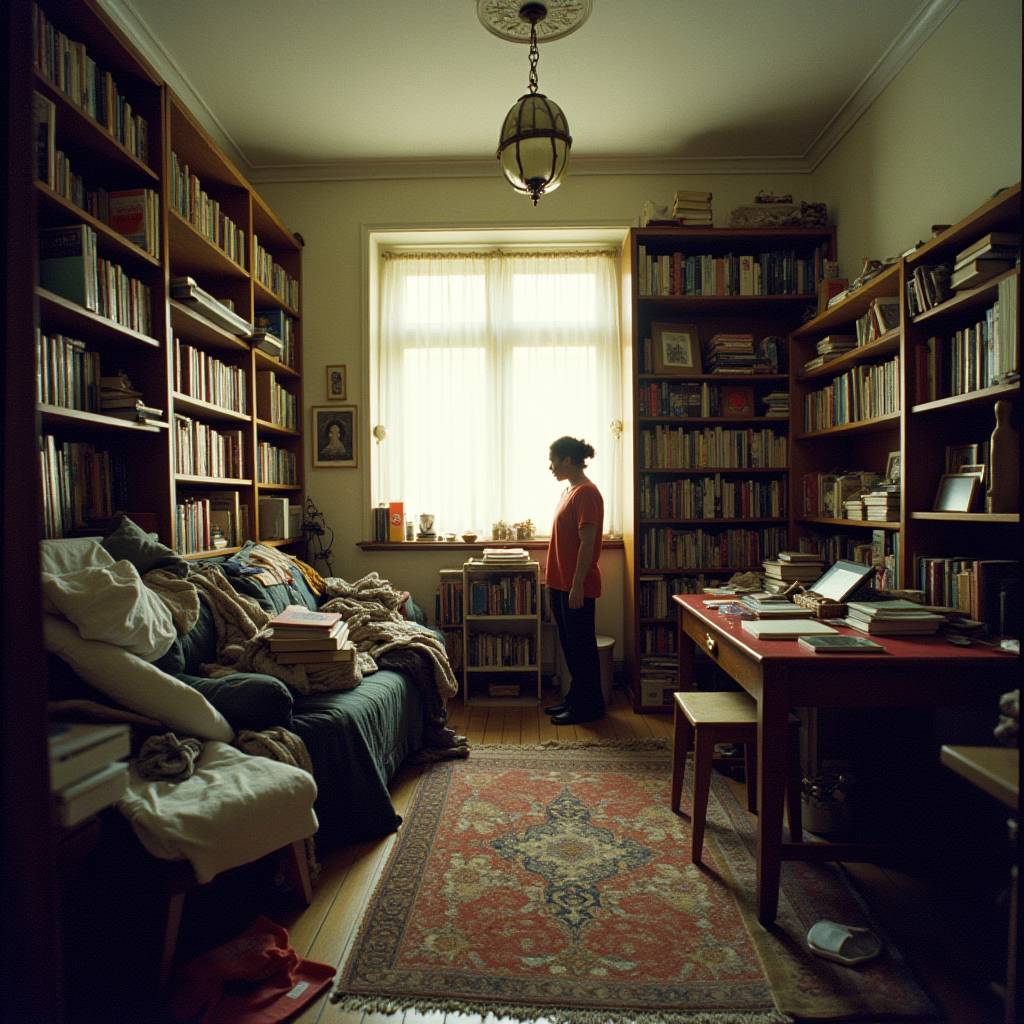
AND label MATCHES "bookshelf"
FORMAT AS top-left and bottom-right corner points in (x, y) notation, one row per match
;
(622, 225), (837, 712)
(461, 560), (542, 707)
